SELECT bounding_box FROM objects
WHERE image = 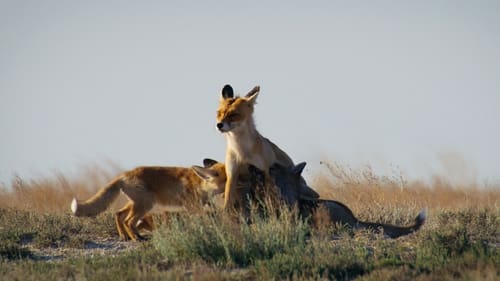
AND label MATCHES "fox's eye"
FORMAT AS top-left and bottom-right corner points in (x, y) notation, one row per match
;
(228, 113), (240, 120)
